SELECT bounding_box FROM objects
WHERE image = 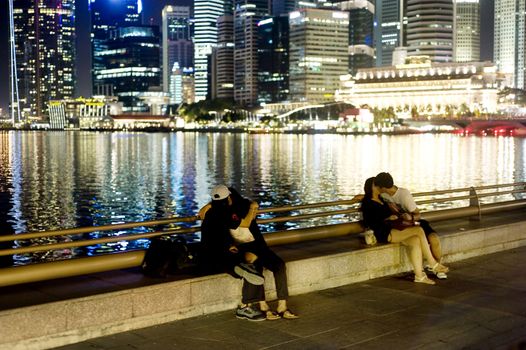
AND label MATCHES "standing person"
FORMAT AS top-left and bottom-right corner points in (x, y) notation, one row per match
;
(361, 177), (449, 285)
(374, 172), (447, 279)
(199, 185), (298, 320)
